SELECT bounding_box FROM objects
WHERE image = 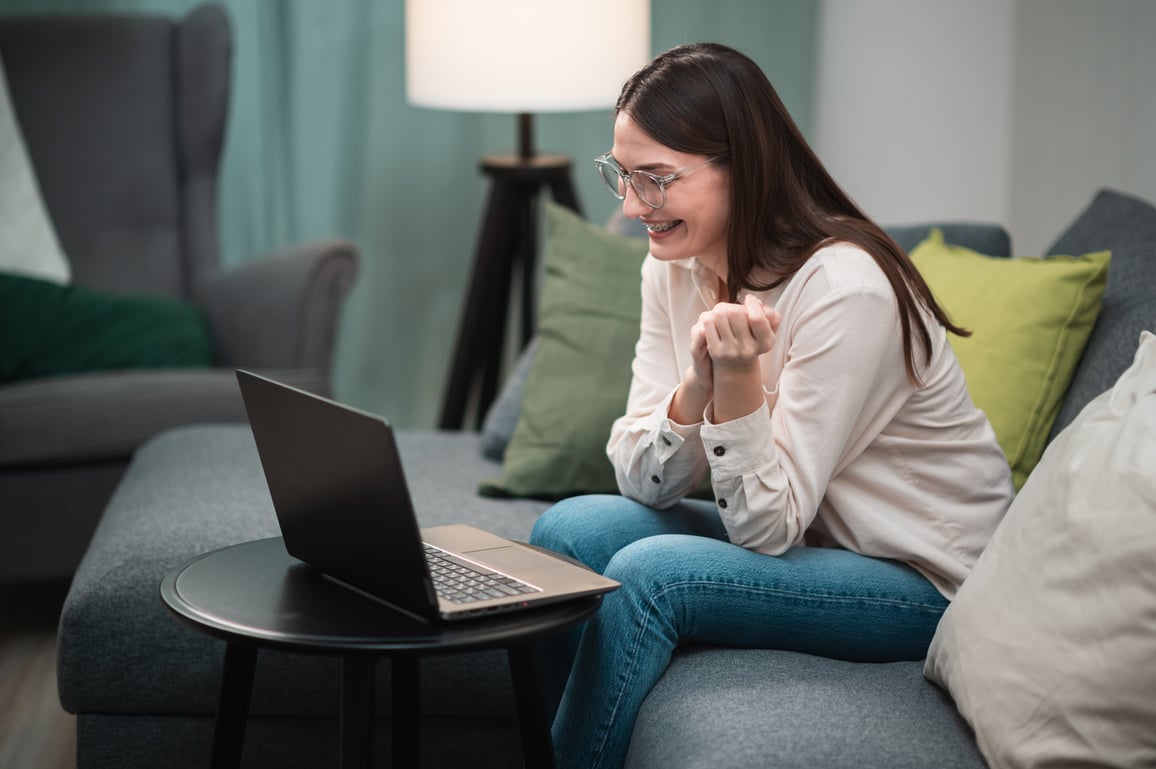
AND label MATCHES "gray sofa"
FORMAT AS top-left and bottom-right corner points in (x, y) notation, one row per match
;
(57, 188), (1156, 768)
(0, 5), (357, 583)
